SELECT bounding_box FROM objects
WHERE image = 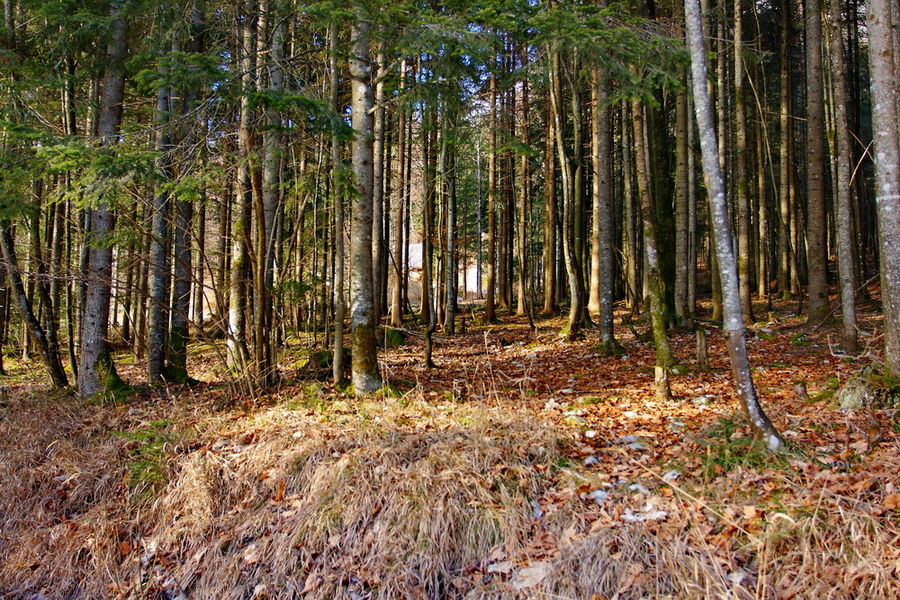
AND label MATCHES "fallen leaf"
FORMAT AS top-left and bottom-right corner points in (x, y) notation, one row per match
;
(511, 562), (549, 590)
